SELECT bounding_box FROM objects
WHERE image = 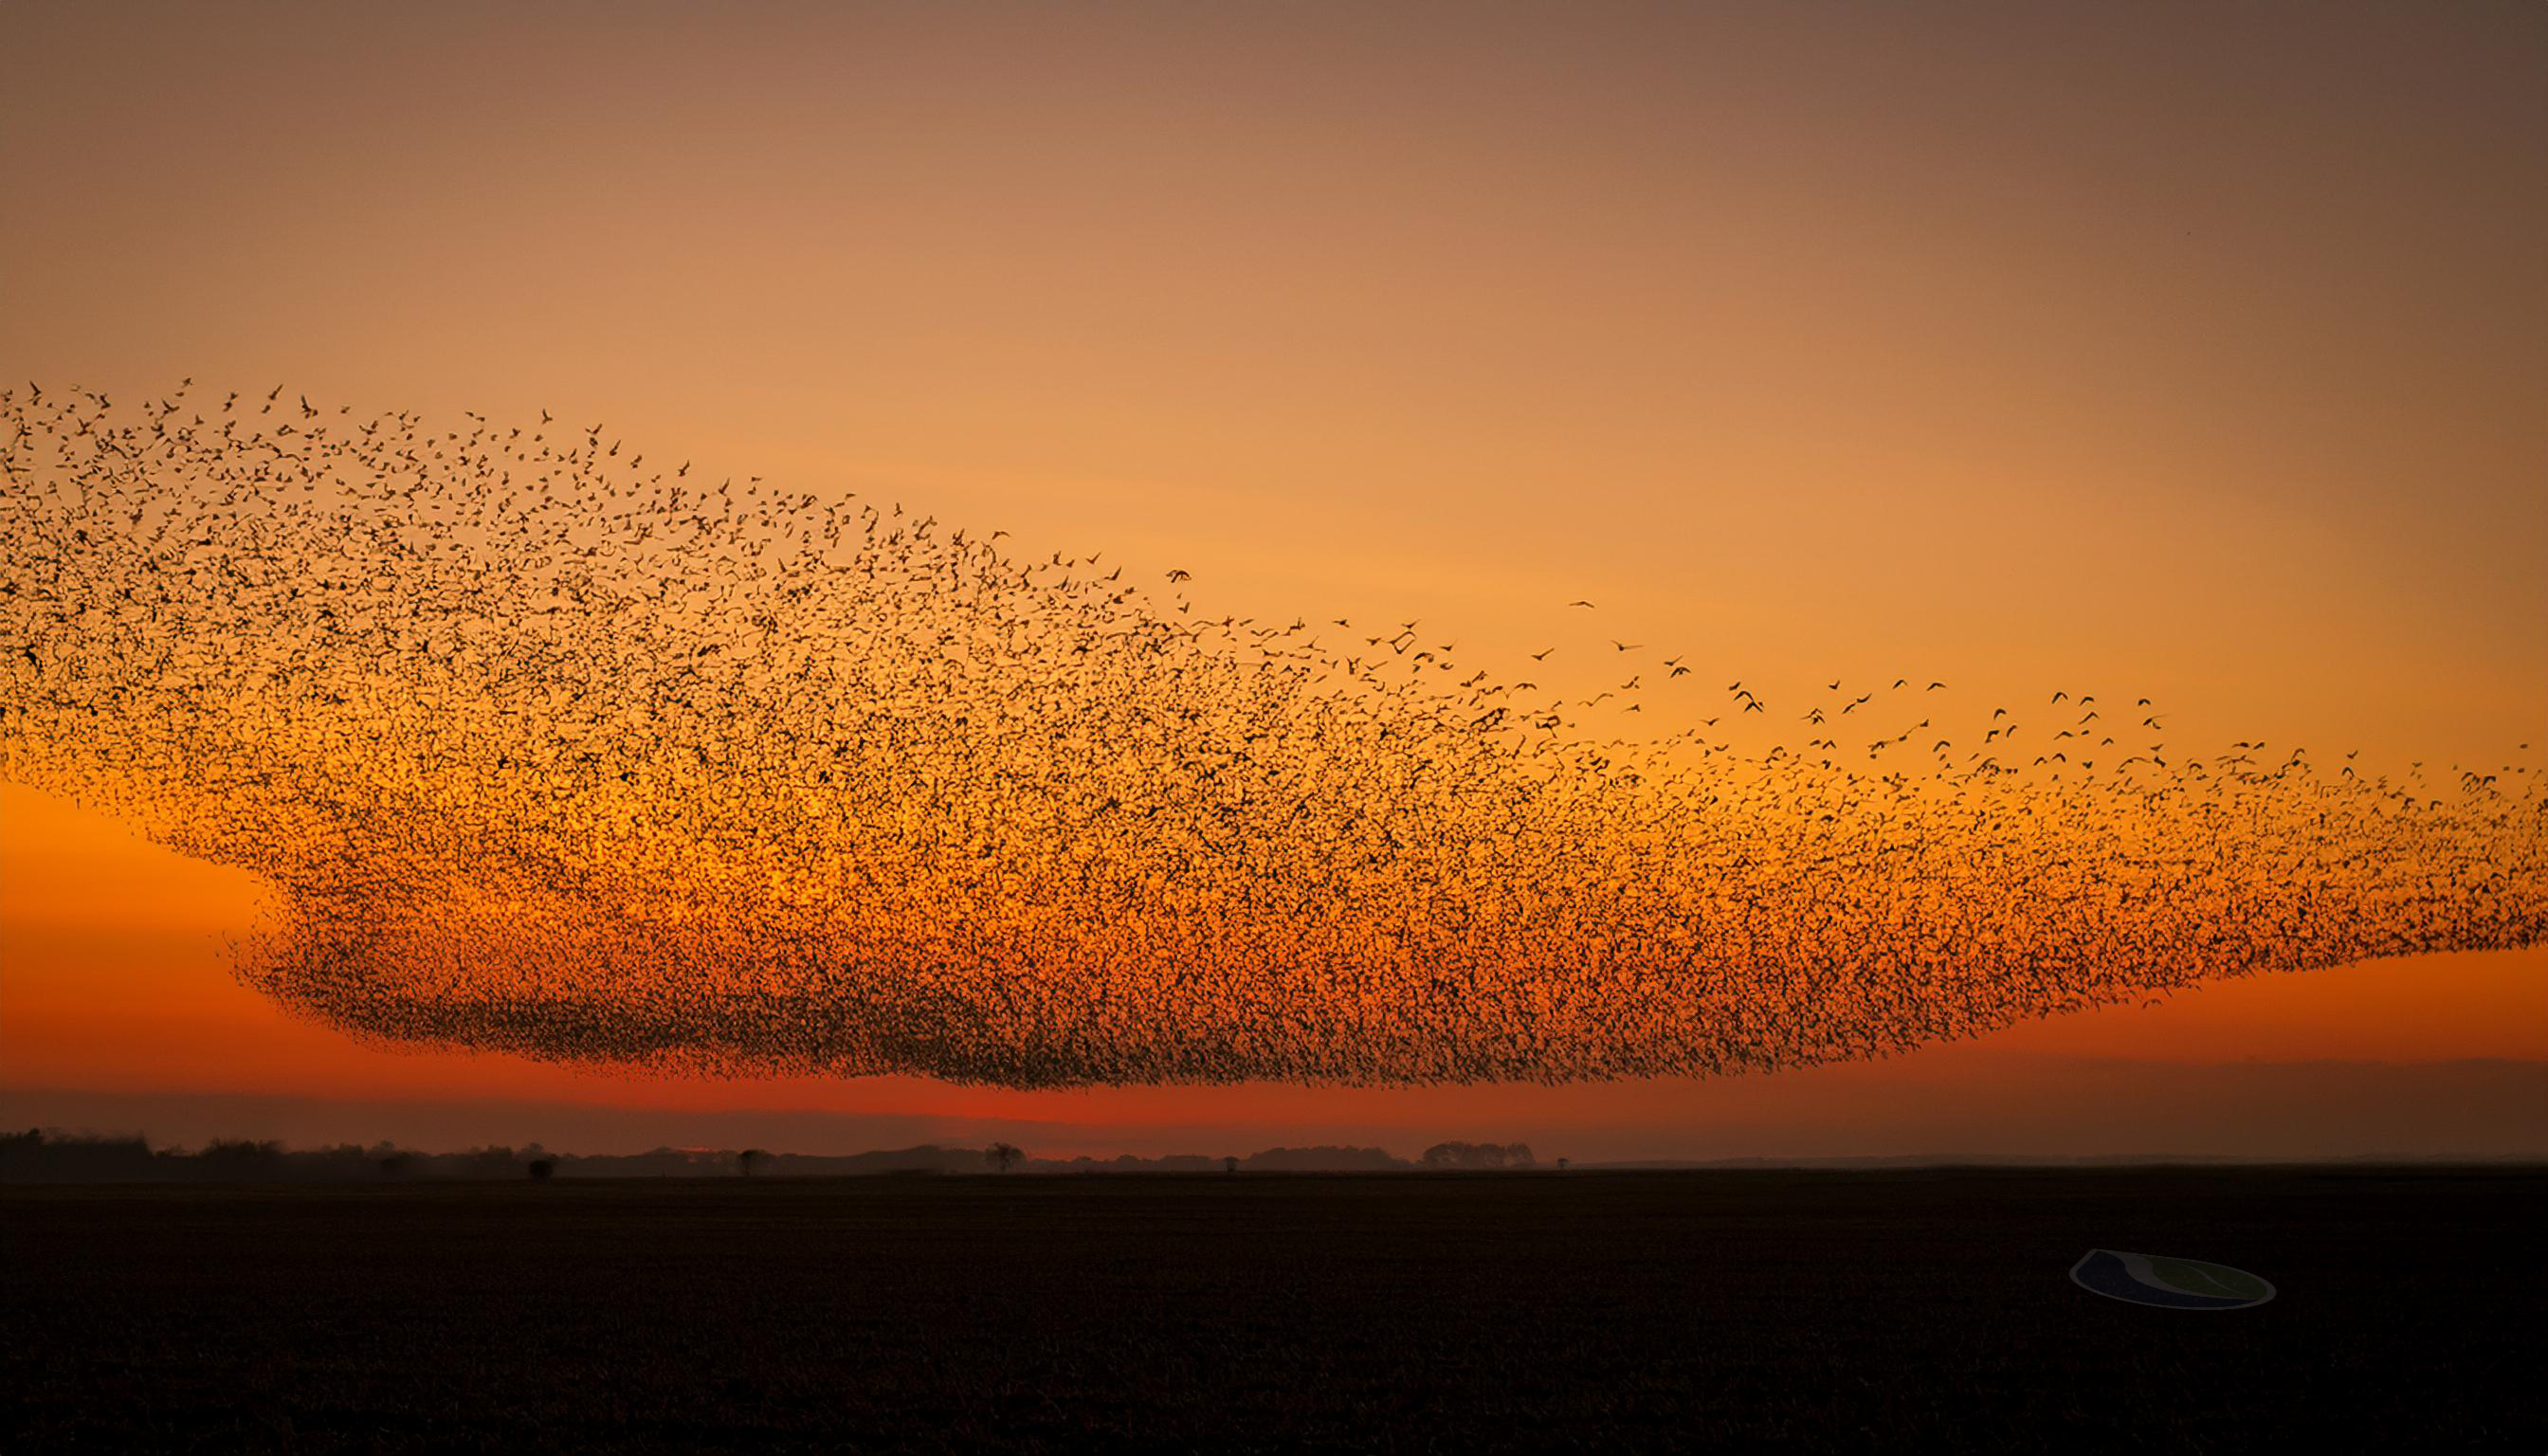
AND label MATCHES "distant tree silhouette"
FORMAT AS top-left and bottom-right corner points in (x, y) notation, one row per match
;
(984, 1141), (1023, 1173)
(1421, 1140), (1538, 1171)
(202, 1138), (285, 1179)
(1224, 1156), (1240, 1174)
(1238, 1146), (1409, 1173)
(1556, 1156), (1571, 1172)
(527, 1158), (555, 1180)
(0, 1129), (160, 1182)
(459, 1145), (522, 1179)
(1422, 1141), (1470, 1170)
(738, 1148), (766, 1177)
